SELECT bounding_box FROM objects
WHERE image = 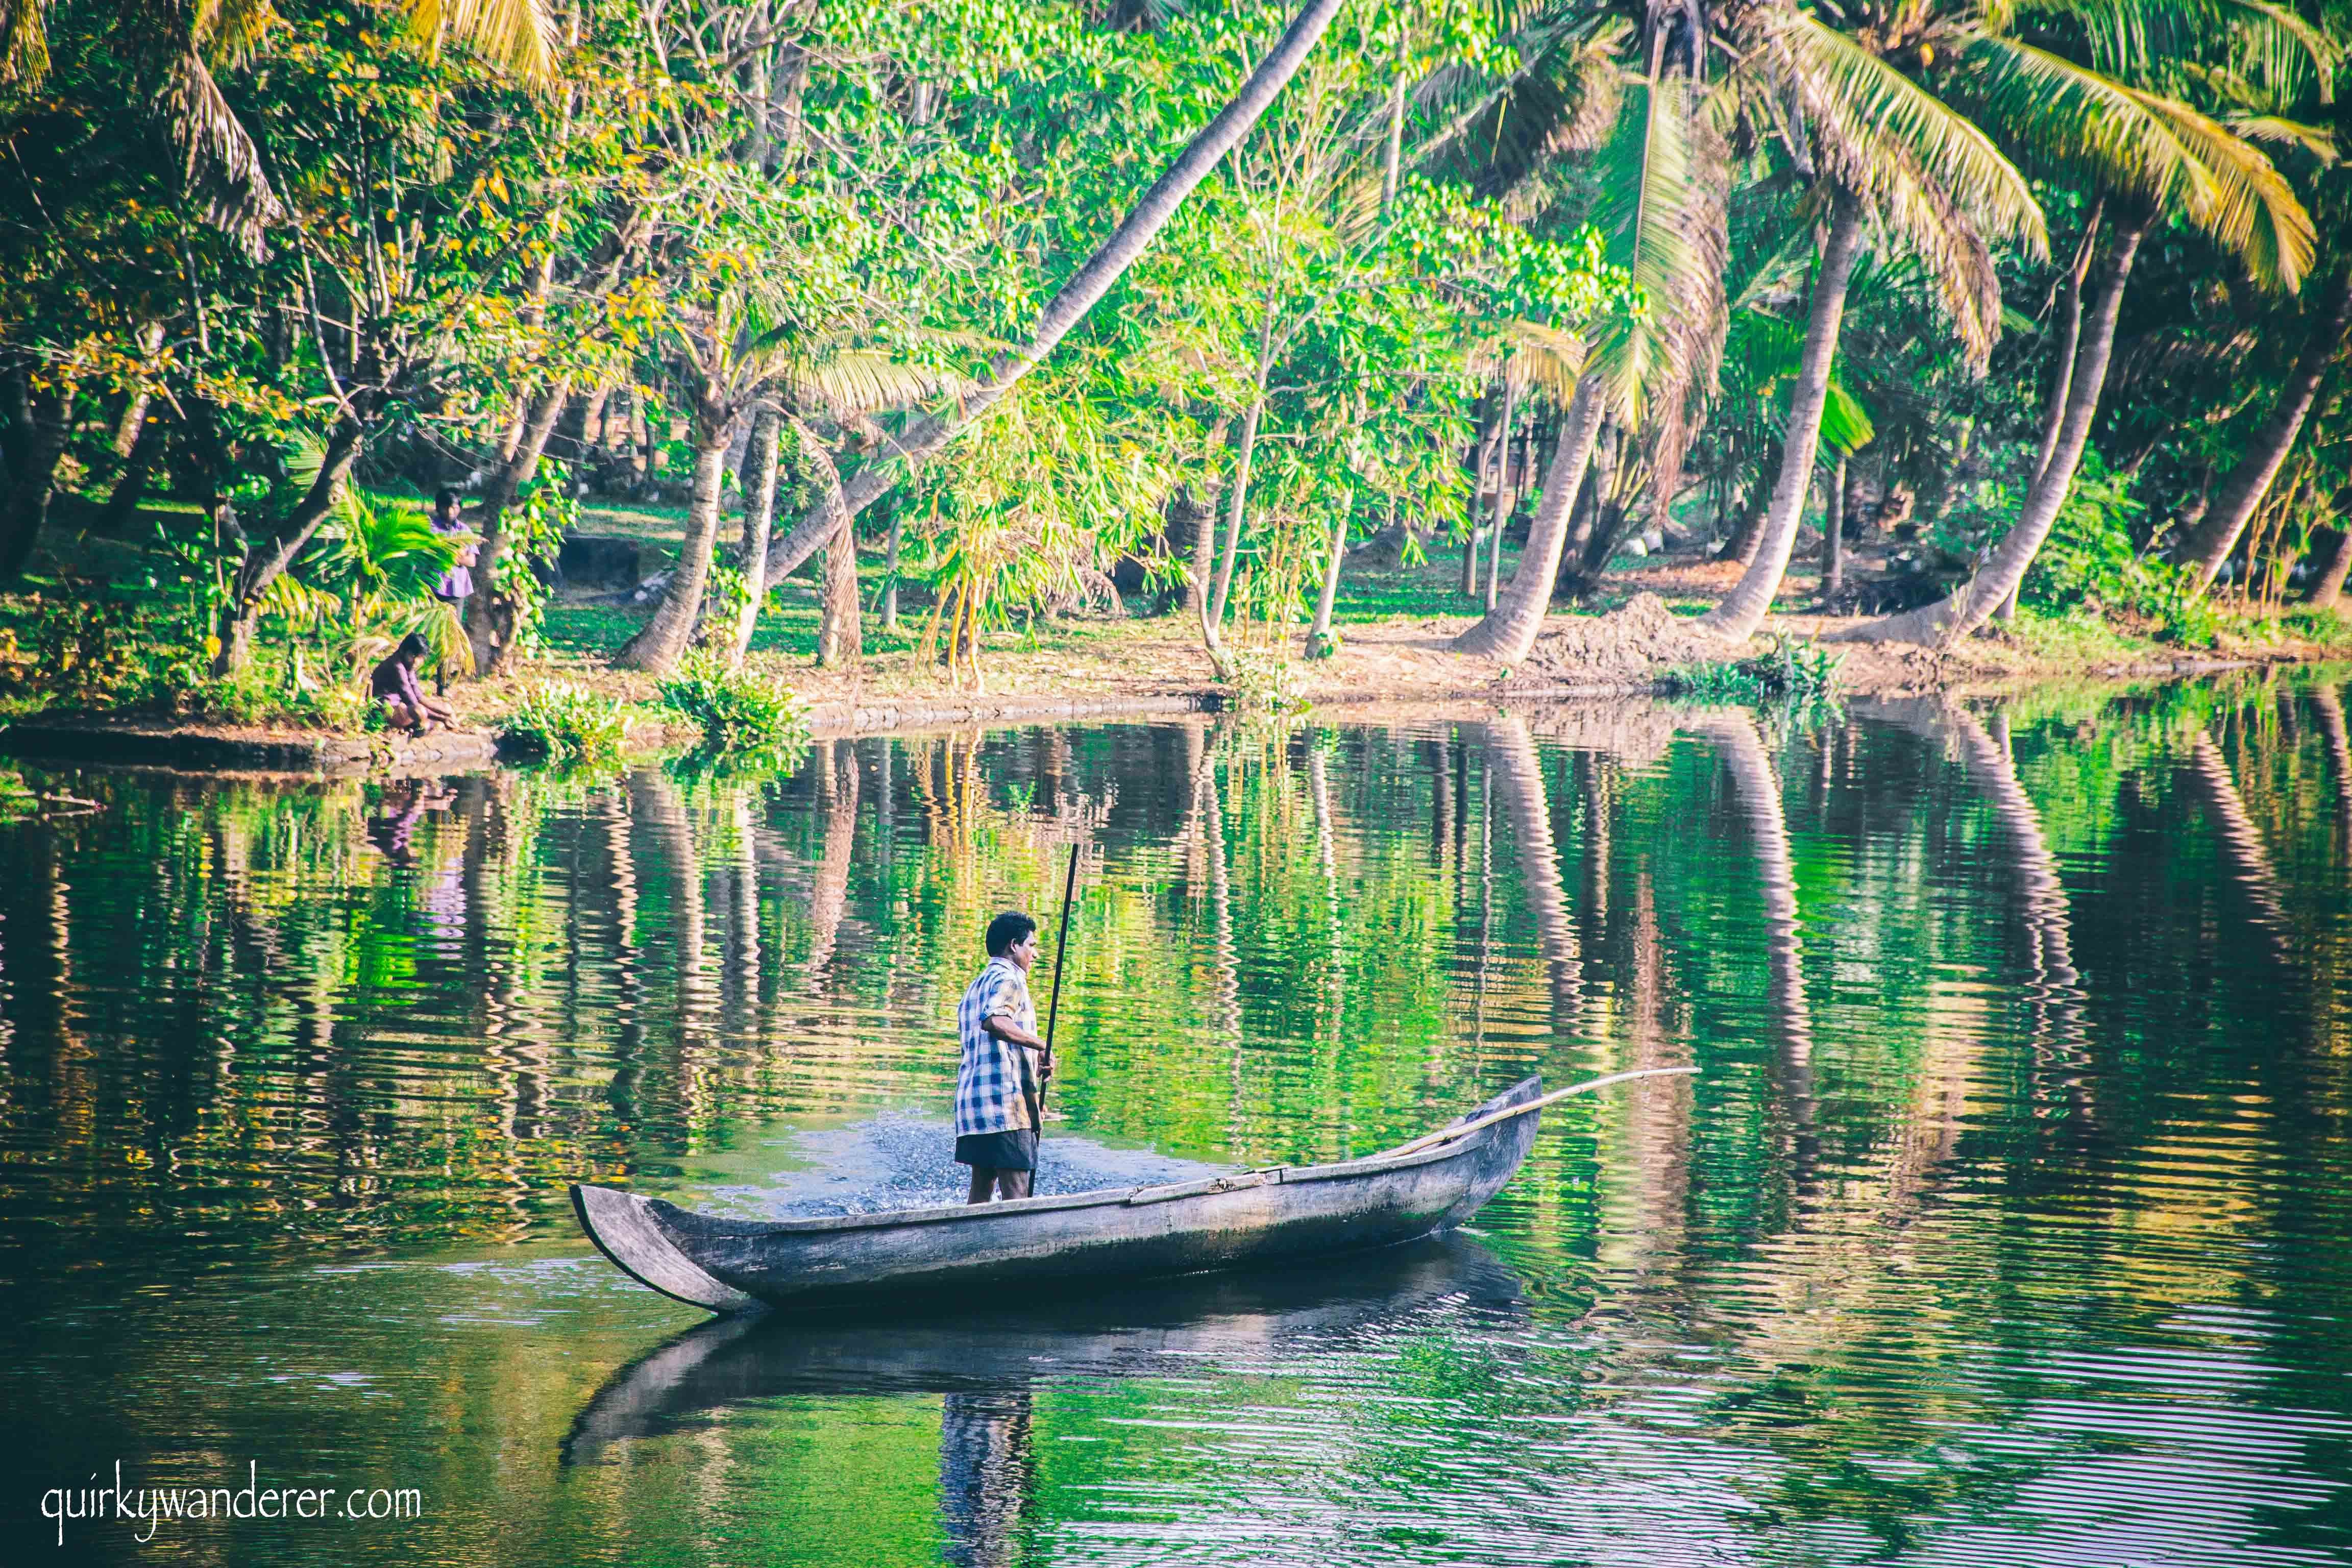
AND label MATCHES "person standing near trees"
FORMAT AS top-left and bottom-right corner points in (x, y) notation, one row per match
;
(954, 912), (1051, 1203)
(429, 487), (477, 693)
